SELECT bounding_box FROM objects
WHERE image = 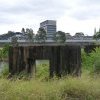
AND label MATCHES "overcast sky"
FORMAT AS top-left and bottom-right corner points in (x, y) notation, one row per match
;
(0, 0), (100, 35)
